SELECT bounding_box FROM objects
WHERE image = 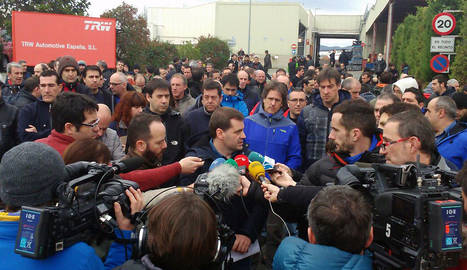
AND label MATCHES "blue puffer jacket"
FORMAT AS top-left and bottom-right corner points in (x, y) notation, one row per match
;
(436, 121), (467, 170)
(0, 216), (131, 270)
(221, 91), (249, 116)
(244, 105), (301, 169)
(273, 237), (373, 270)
